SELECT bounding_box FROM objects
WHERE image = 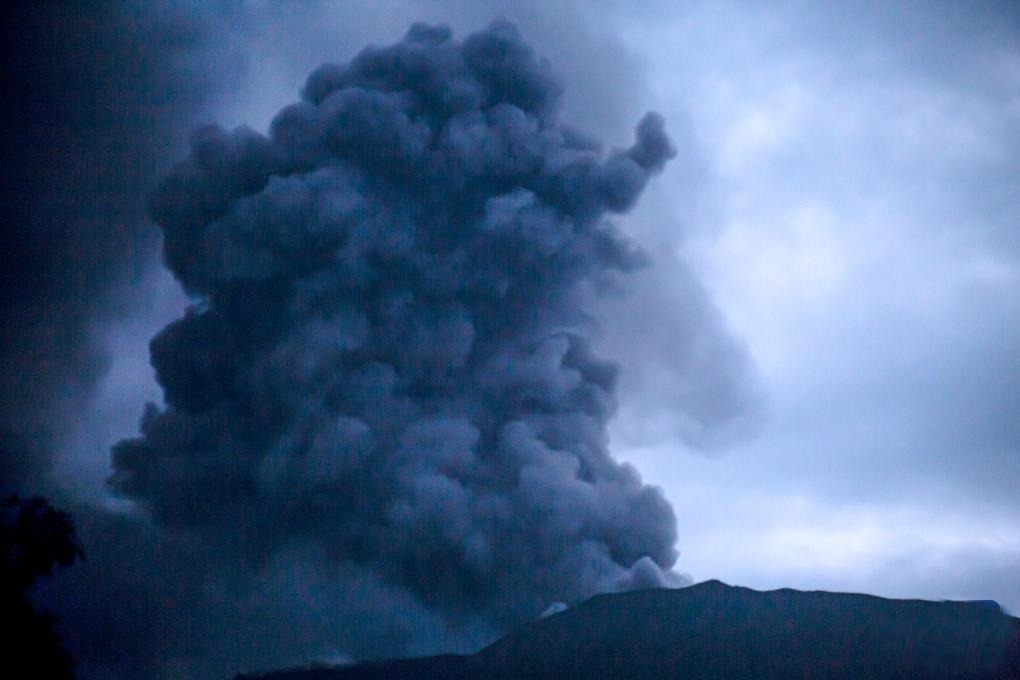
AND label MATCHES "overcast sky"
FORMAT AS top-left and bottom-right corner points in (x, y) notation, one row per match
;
(615, 0), (1020, 610)
(58, 0), (1019, 615)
